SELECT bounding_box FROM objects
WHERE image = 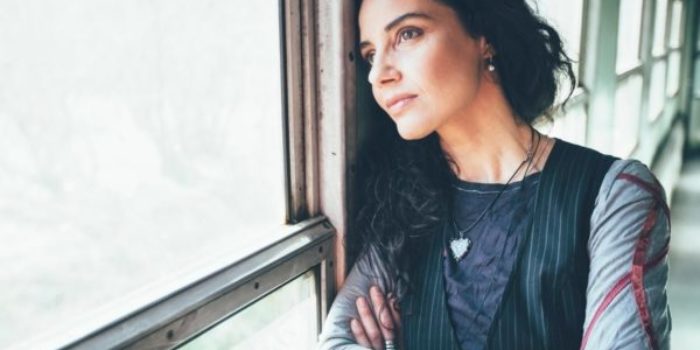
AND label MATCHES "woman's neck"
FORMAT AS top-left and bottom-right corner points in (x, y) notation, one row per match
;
(436, 86), (551, 184)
